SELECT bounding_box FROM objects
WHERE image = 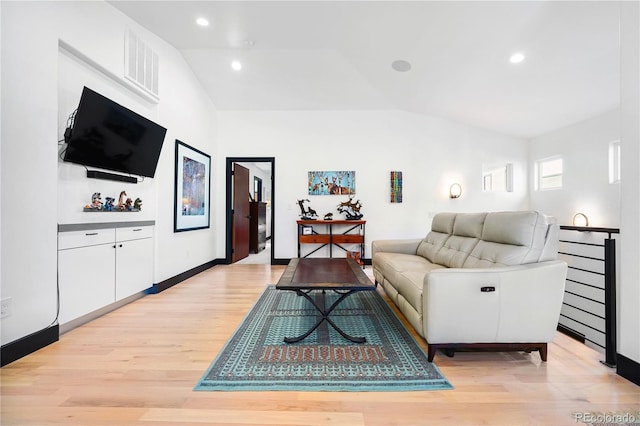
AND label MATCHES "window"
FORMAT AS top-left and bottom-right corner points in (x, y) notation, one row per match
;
(254, 176), (263, 201)
(609, 140), (621, 184)
(536, 157), (563, 190)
